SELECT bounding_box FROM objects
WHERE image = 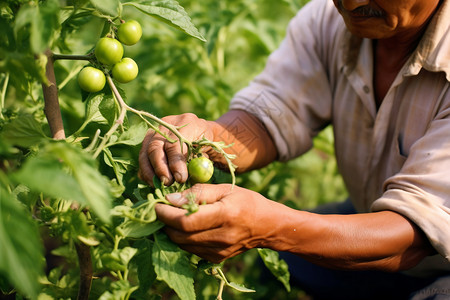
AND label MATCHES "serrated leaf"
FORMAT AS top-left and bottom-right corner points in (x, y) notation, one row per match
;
(1, 115), (48, 148)
(257, 248), (291, 292)
(85, 92), (115, 126)
(110, 122), (148, 146)
(132, 239), (157, 298)
(0, 183), (45, 299)
(152, 232), (195, 300)
(123, 0), (206, 41)
(12, 141), (112, 223)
